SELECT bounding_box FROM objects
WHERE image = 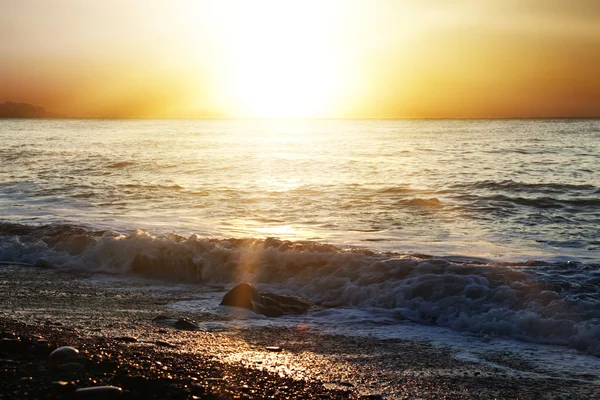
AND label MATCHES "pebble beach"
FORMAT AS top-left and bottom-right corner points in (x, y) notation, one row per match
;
(2, 264), (599, 399)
